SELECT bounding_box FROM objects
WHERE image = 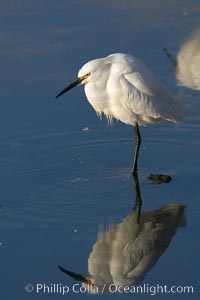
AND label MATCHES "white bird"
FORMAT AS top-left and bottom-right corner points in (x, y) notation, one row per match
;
(56, 53), (183, 174)
(58, 202), (185, 294)
(176, 30), (200, 90)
